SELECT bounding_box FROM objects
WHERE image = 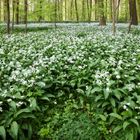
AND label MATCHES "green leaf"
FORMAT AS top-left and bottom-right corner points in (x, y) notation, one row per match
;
(113, 89), (121, 100)
(110, 113), (123, 120)
(102, 101), (109, 108)
(9, 101), (17, 111)
(37, 81), (46, 88)
(113, 125), (122, 133)
(130, 119), (139, 127)
(95, 94), (103, 102)
(0, 126), (6, 140)
(99, 114), (106, 121)
(16, 114), (36, 120)
(14, 108), (31, 118)
(110, 98), (116, 107)
(40, 96), (50, 101)
(10, 121), (18, 140)
(123, 121), (130, 130)
(104, 90), (109, 100)
(91, 87), (101, 93)
(30, 97), (37, 110)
